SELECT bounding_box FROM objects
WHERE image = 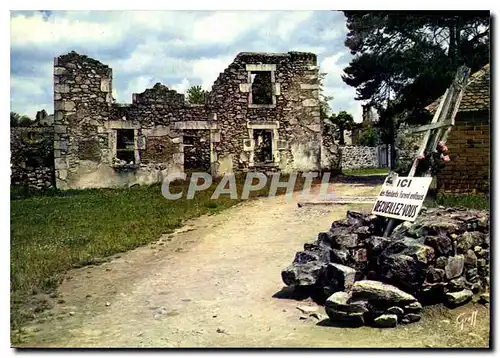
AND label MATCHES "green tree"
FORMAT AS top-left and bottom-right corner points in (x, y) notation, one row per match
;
(10, 112), (20, 127)
(325, 110), (355, 145)
(357, 126), (377, 147)
(342, 11), (490, 124)
(10, 112), (32, 127)
(341, 11), (489, 167)
(319, 72), (333, 120)
(186, 85), (206, 104)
